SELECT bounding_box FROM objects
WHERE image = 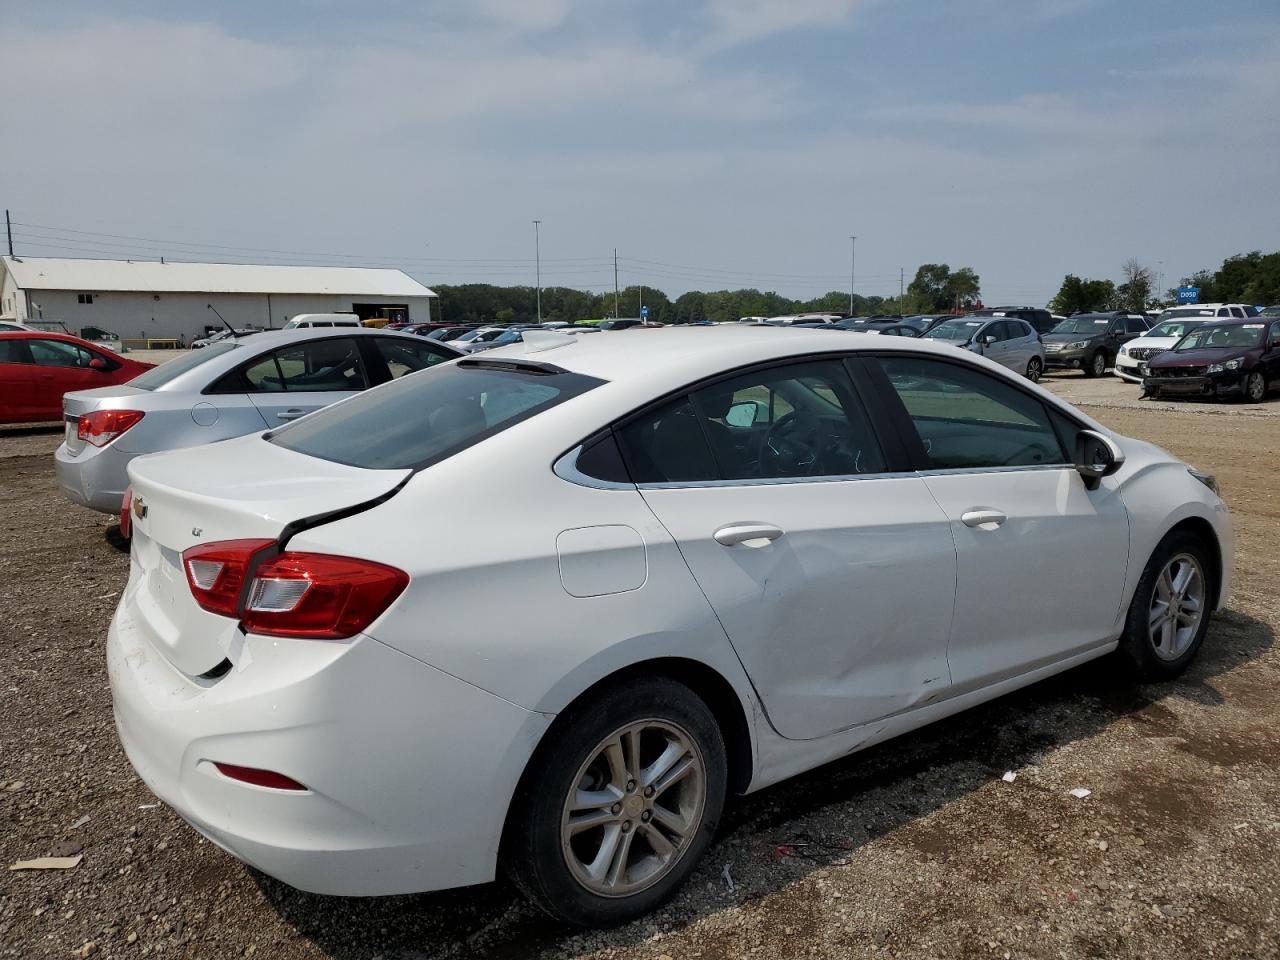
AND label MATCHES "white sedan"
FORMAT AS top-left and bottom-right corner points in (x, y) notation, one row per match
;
(109, 327), (1232, 926)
